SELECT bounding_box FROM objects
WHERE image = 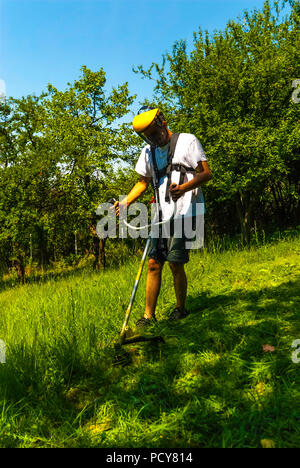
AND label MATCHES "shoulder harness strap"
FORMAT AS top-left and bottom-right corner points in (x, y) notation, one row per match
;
(165, 133), (180, 202)
(151, 133), (196, 204)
